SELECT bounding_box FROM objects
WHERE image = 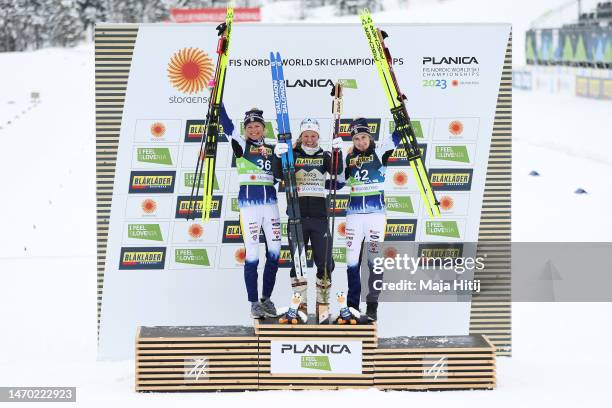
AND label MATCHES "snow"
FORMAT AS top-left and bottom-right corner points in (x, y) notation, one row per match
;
(0, 45), (95, 259)
(1, 1), (612, 406)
